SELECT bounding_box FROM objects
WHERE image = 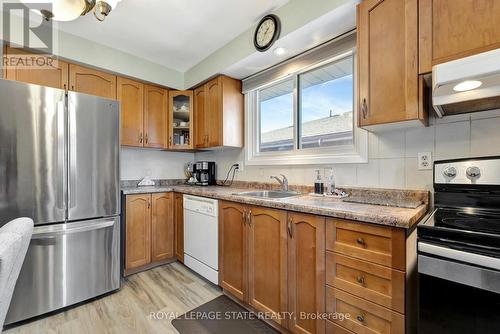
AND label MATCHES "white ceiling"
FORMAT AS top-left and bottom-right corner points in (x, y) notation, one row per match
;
(56, 0), (289, 72)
